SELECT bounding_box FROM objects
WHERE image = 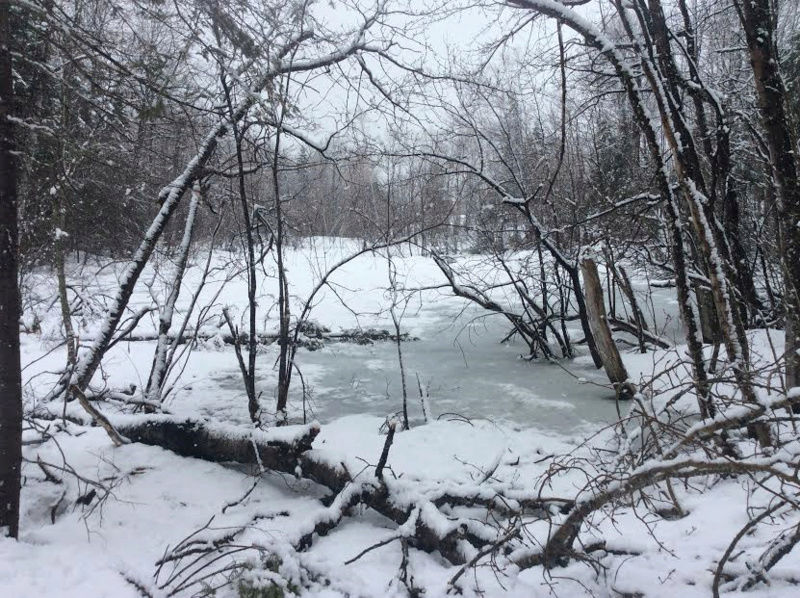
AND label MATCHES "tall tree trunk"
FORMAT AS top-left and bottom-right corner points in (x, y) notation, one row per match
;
(274, 137), (291, 423)
(737, 0), (800, 390)
(222, 76), (259, 423)
(0, 0), (22, 538)
(55, 61), (76, 371)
